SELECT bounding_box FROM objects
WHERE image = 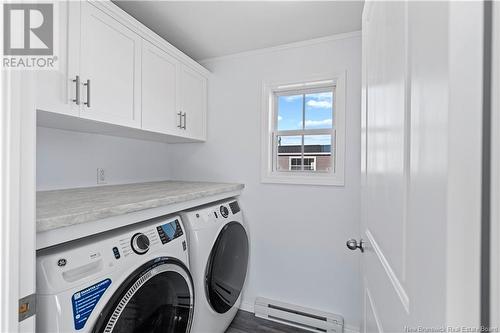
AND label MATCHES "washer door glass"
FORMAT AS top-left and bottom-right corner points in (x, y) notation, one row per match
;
(206, 222), (249, 314)
(93, 258), (194, 333)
